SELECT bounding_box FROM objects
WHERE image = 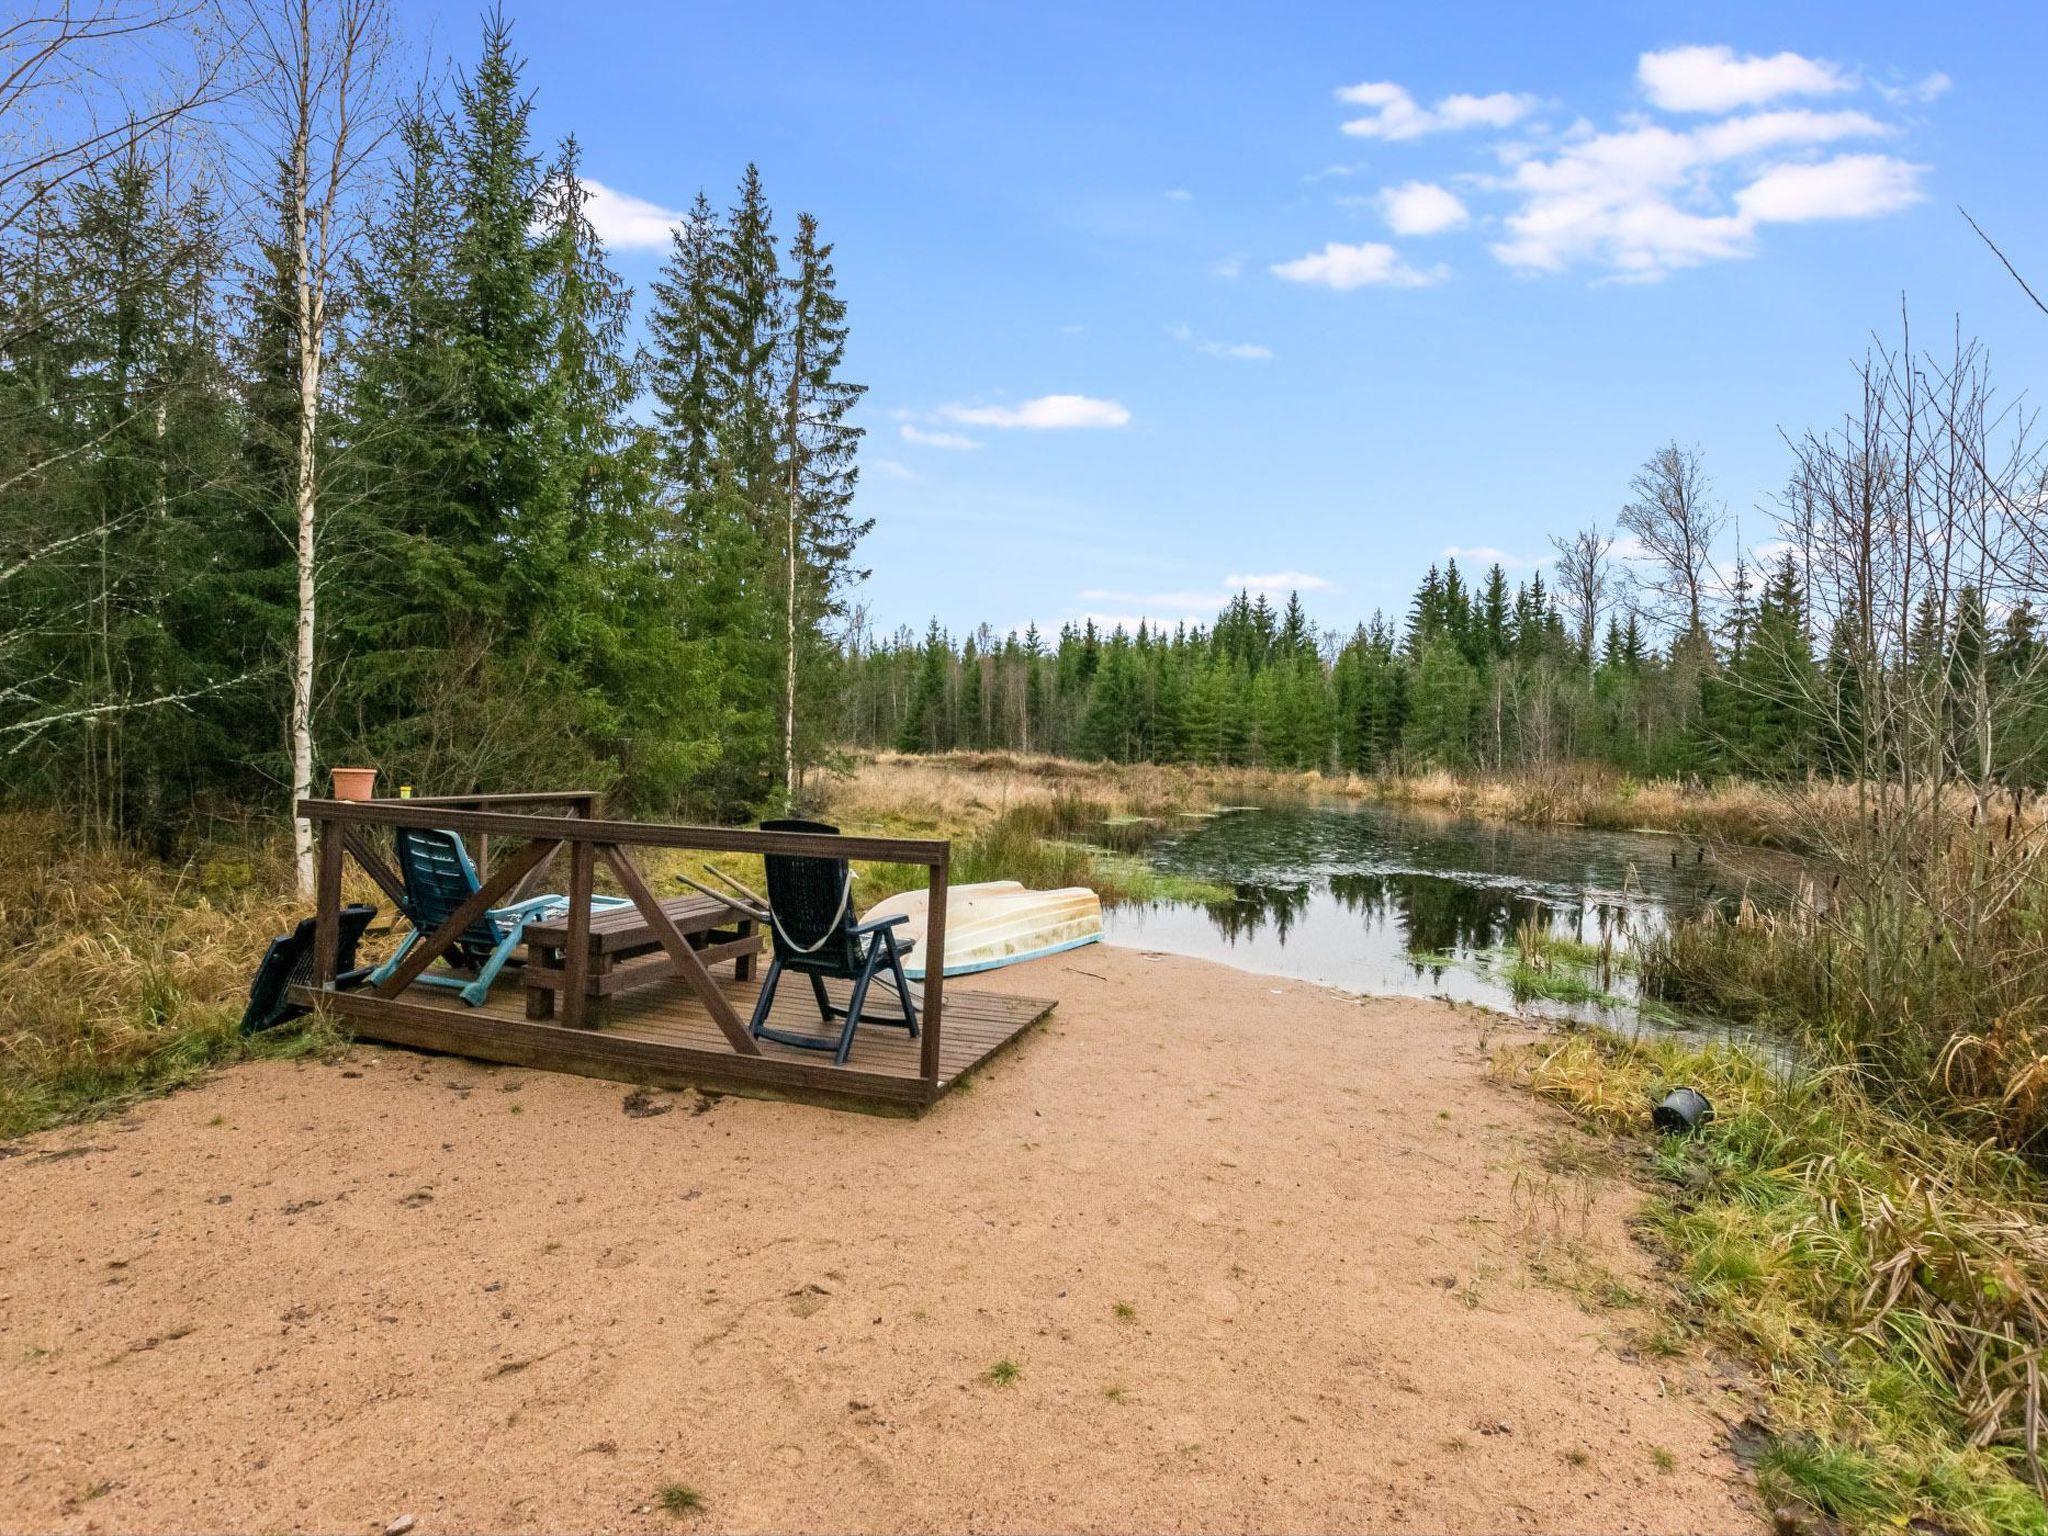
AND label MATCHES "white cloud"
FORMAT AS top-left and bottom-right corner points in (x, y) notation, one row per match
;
(1167, 323), (1273, 361)
(1441, 545), (1547, 570)
(1692, 108), (1891, 160)
(868, 458), (918, 480)
(1877, 71), (1951, 107)
(1637, 45), (1852, 113)
(1337, 81), (1536, 140)
(1379, 180), (1470, 236)
(1227, 571), (1336, 592)
(1488, 112), (1921, 278)
(1209, 253), (1246, 279)
(937, 394), (1132, 430)
(579, 178), (685, 251)
(900, 423), (982, 450)
(1736, 152), (1926, 222)
(1299, 47), (1939, 284)
(1271, 240), (1446, 289)
(1165, 187), (1194, 201)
